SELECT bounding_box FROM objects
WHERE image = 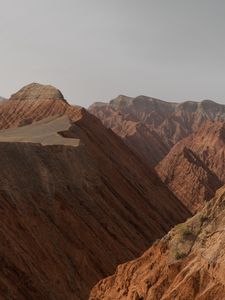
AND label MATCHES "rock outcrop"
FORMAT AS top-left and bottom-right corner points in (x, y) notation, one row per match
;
(157, 121), (225, 213)
(0, 84), (190, 299)
(90, 185), (225, 300)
